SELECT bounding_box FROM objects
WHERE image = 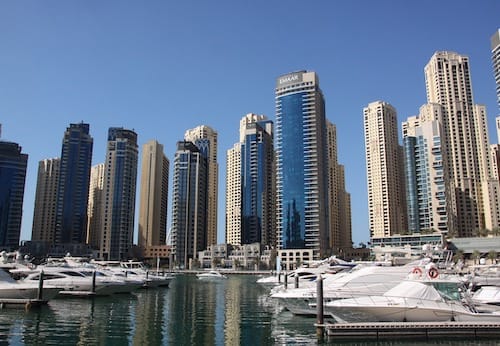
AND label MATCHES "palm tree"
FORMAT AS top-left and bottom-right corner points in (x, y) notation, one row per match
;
(452, 249), (464, 263)
(472, 250), (481, 265)
(487, 250), (497, 264)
